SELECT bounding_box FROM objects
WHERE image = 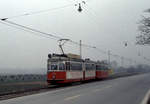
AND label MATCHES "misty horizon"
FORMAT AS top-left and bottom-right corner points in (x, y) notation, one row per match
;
(0, 0), (150, 73)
